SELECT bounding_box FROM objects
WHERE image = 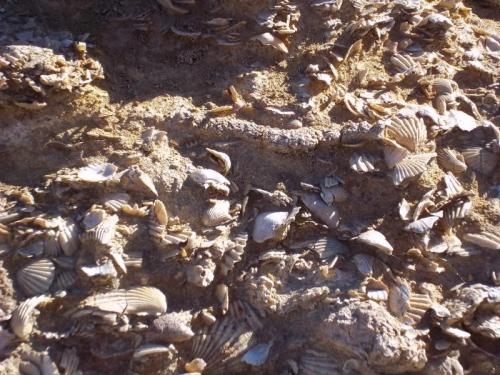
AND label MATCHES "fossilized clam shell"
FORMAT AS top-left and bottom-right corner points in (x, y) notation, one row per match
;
(77, 163), (117, 183)
(190, 167), (231, 195)
(288, 236), (349, 259)
(299, 349), (340, 375)
(53, 270), (77, 291)
(392, 152), (436, 186)
(11, 295), (51, 339)
(463, 231), (500, 250)
(82, 208), (107, 230)
(389, 282), (432, 324)
(16, 258), (55, 296)
(186, 258), (216, 287)
(399, 198), (412, 221)
(437, 148), (467, 174)
(120, 165), (158, 197)
(385, 116), (427, 152)
(58, 218), (80, 256)
(19, 349), (60, 375)
(301, 193), (340, 229)
(206, 148), (231, 175)
(462, 147), (498, 175)
(404, 216), (440, 234)
(350, 152), (376, 173)
(44, 230), (61, 257)
(252, 211), (289, 243)
(82, 286), (167, 315)
(81, 214), (119, 246)
(356, 230), (393, 255)
(102, 192), (131, 213)
(202, 200), (232, 227)
(151, 311), (195, 343)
